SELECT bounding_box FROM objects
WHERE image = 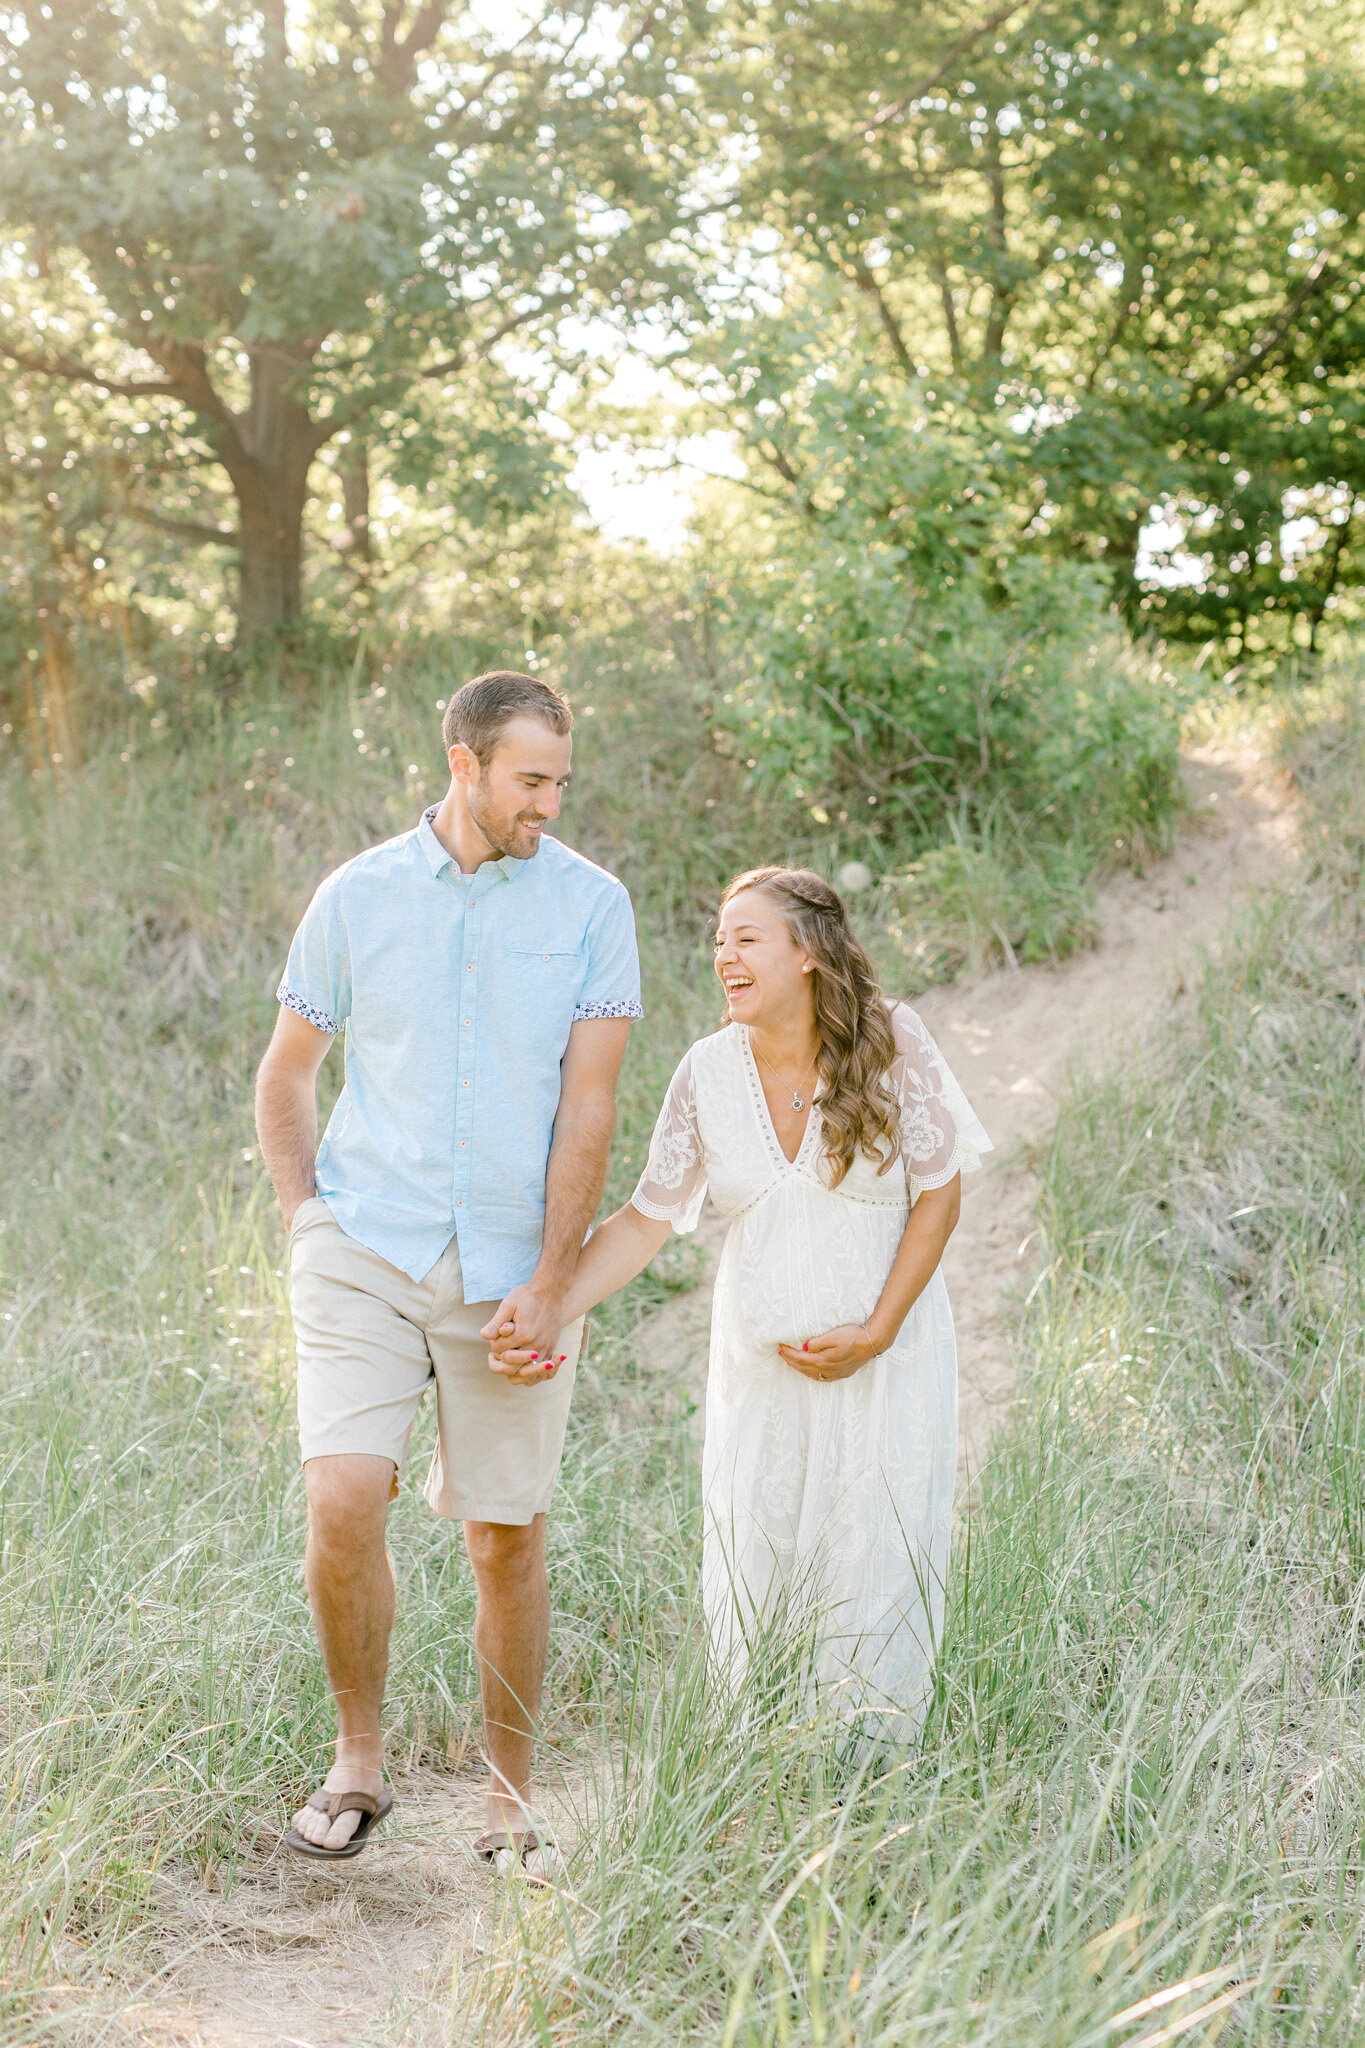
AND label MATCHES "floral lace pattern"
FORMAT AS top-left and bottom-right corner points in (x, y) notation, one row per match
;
(630, 1003), (992, 1731)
